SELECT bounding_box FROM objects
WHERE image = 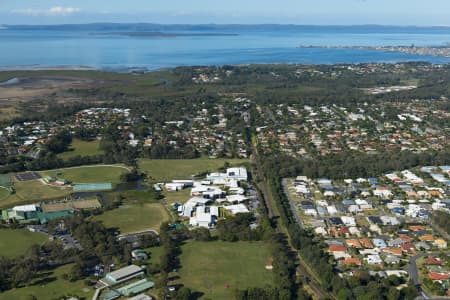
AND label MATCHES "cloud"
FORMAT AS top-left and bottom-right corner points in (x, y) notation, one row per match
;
(12, 6), (81, 16)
